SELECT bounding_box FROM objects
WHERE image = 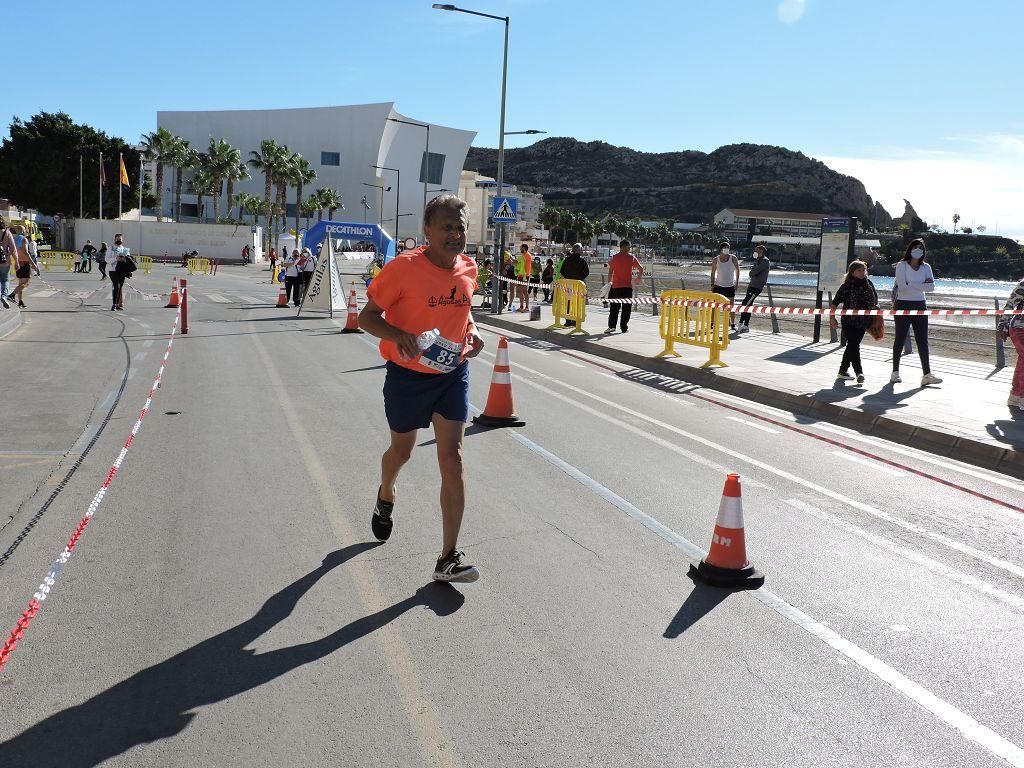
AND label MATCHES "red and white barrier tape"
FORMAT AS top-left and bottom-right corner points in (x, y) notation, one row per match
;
(493, 275), (1020, 317)
(0, 302), (183, 673)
